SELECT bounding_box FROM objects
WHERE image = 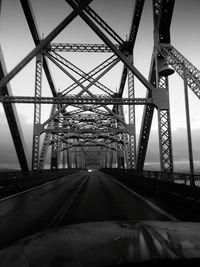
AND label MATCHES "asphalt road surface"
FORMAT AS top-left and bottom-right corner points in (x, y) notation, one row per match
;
(0, 170), (175, 249)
